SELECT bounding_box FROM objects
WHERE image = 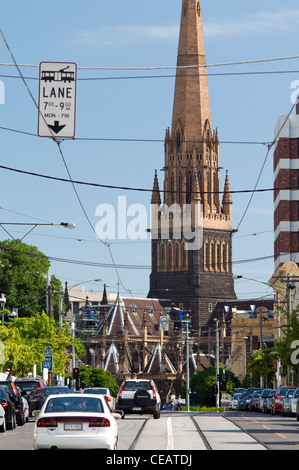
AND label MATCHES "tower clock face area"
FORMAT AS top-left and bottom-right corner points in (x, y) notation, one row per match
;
(148, 0), (236, 332)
